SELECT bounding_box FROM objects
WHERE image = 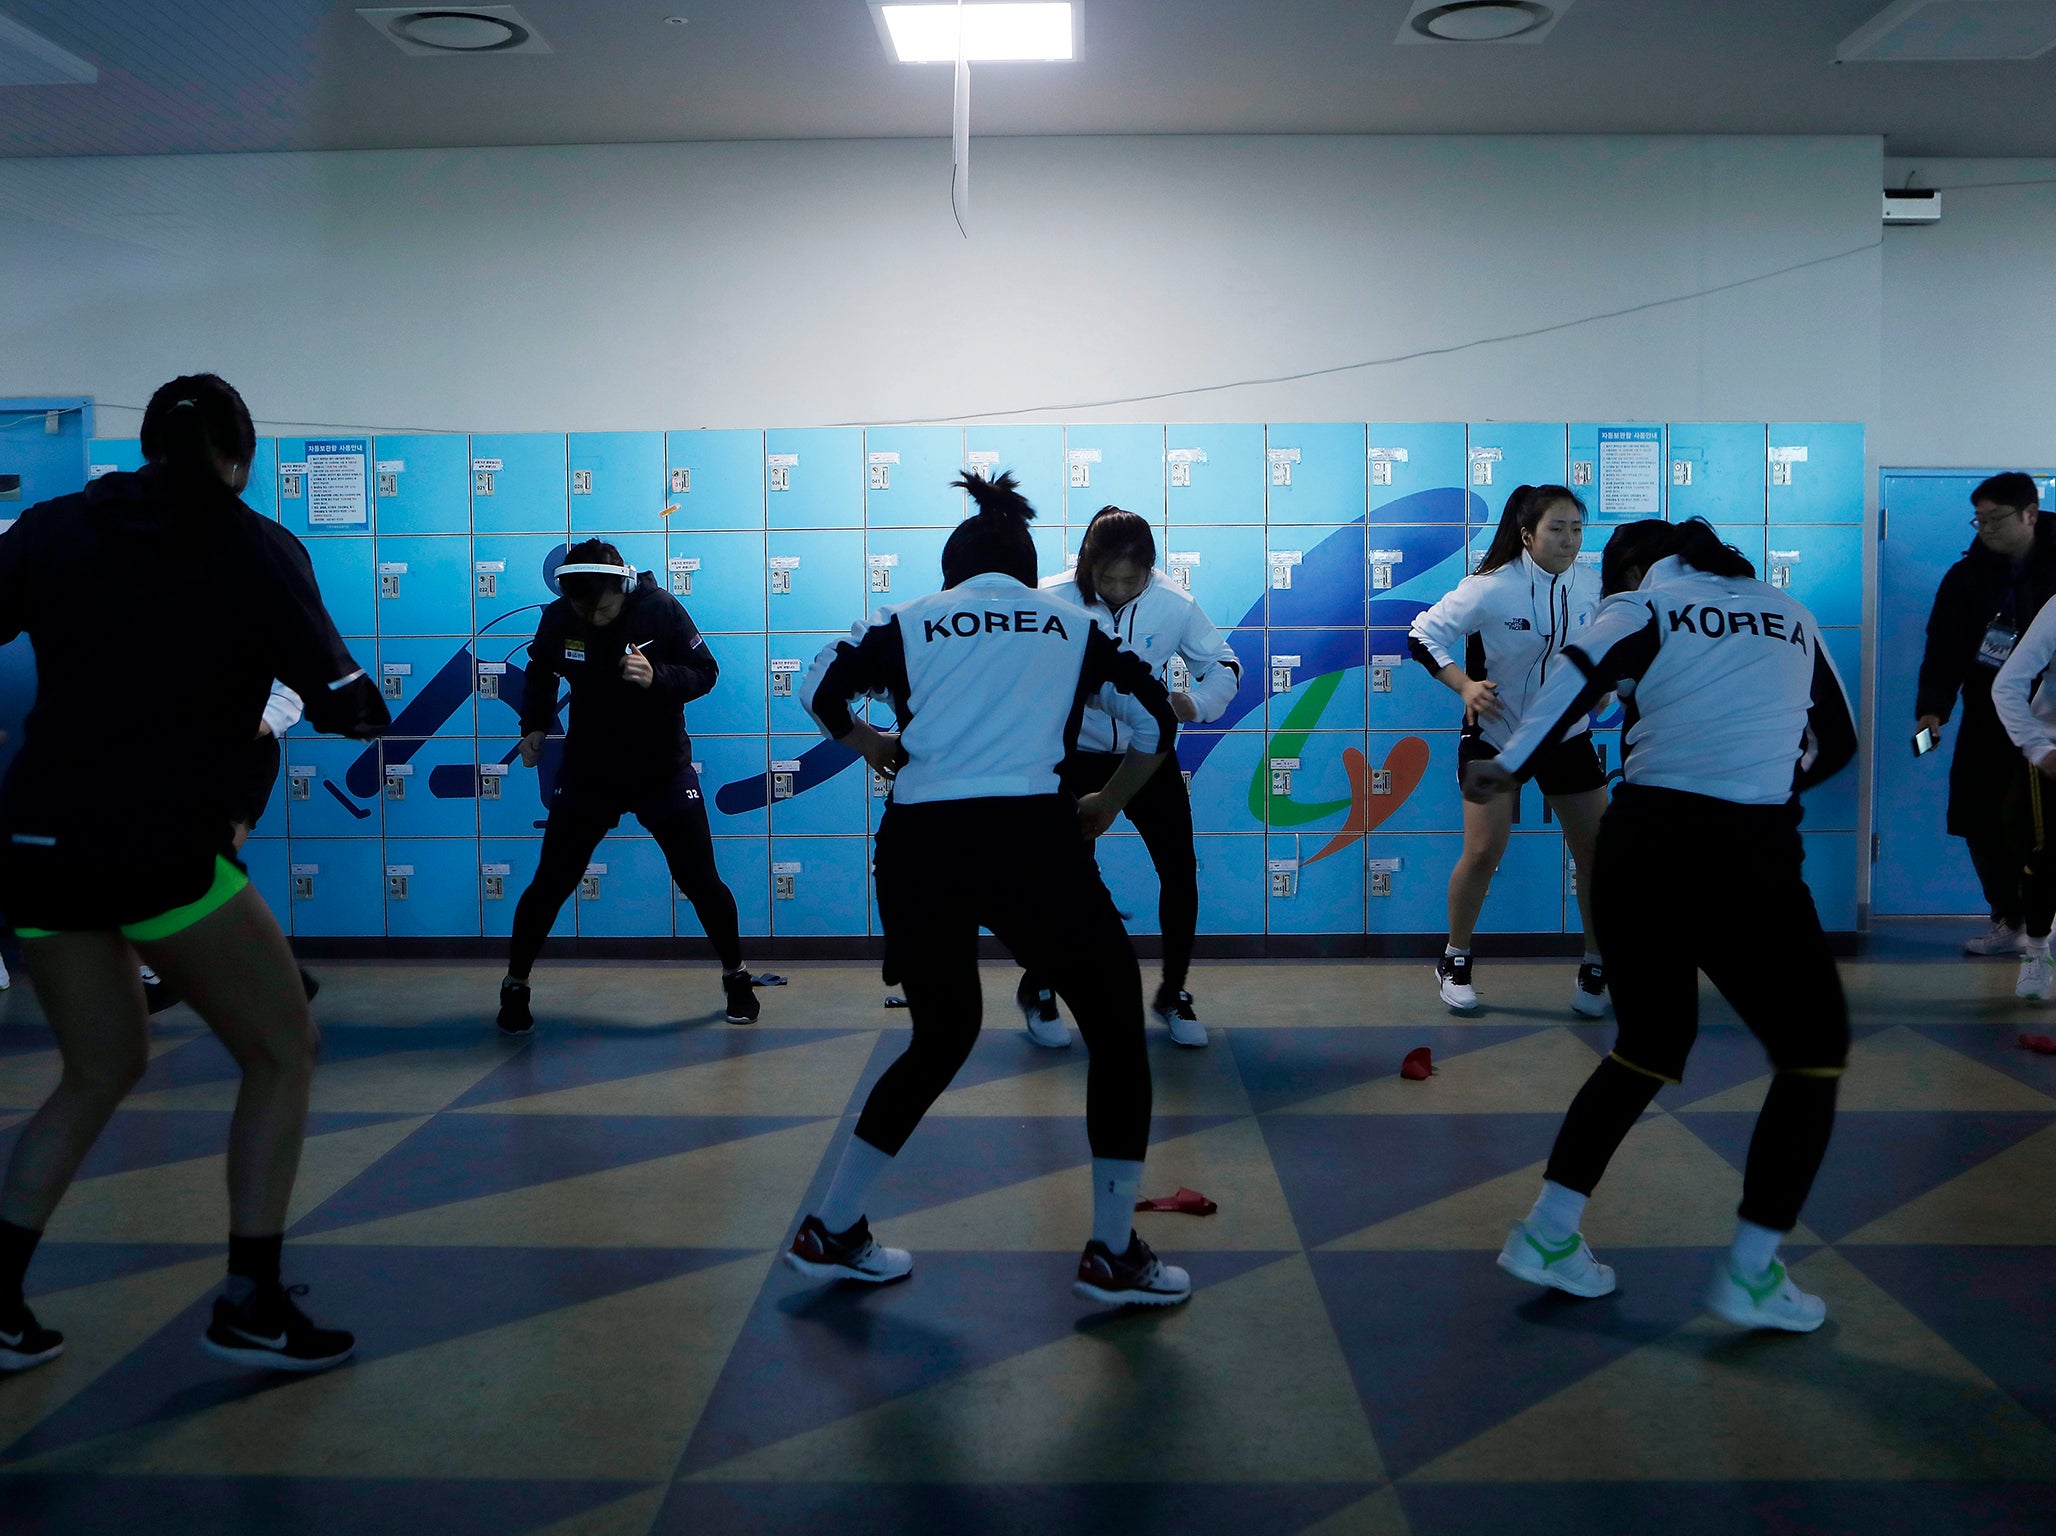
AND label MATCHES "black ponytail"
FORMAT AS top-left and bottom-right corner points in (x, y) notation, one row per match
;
(1074, 505), (1156, 606)
(1668, 516), (1756, 580)
(139, 373), (256, 483)
(1598, 515), (1755, 596)
(1476, 483), (1585, 576)
(941, 470), (1039, 589)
